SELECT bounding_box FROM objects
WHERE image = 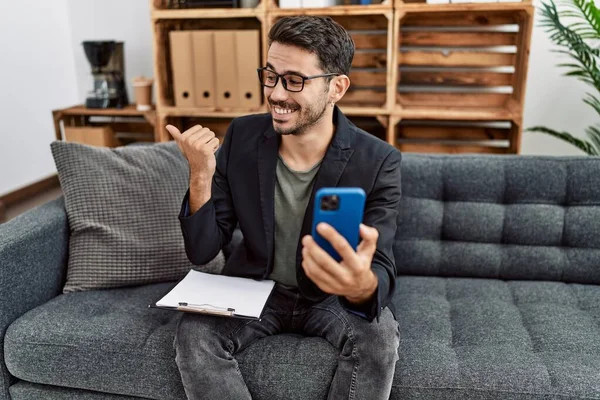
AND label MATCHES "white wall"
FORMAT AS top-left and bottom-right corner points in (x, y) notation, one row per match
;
(67, 0), (154, 107)
(0, 0), (596, 197)
(520, 3), (597, 156)
(0, 0), (153, 197)
(0, 0), (78, 196)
